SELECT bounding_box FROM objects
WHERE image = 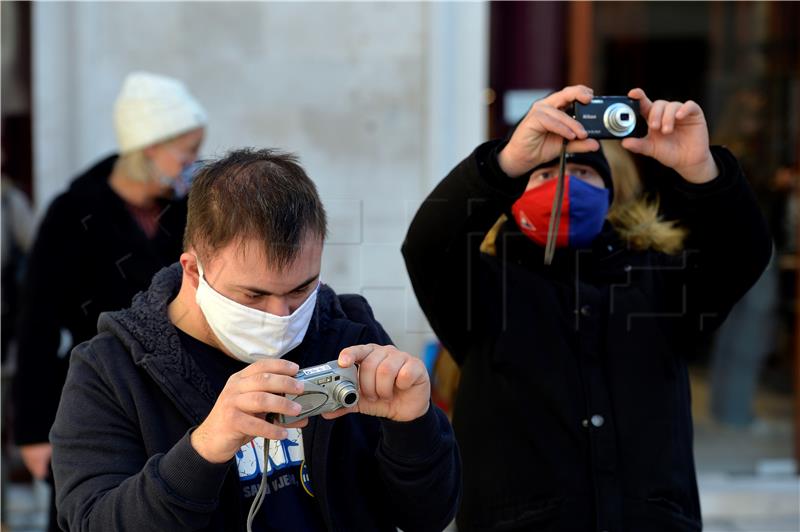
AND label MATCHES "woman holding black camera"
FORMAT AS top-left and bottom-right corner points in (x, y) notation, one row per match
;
(403, 85), (771, 531)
